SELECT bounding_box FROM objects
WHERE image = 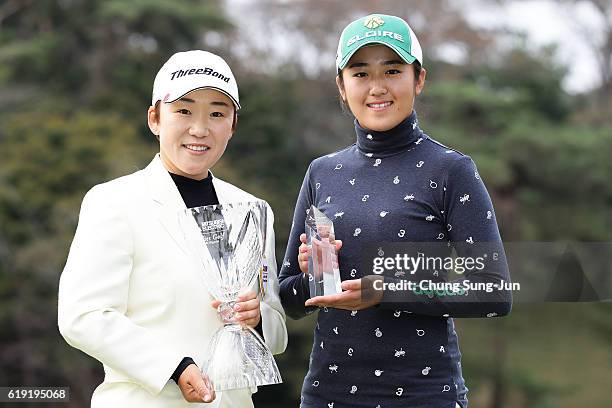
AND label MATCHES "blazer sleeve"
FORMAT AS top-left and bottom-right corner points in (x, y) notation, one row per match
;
(258, 203), (288, 355)
(57, 185), (183, 395)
